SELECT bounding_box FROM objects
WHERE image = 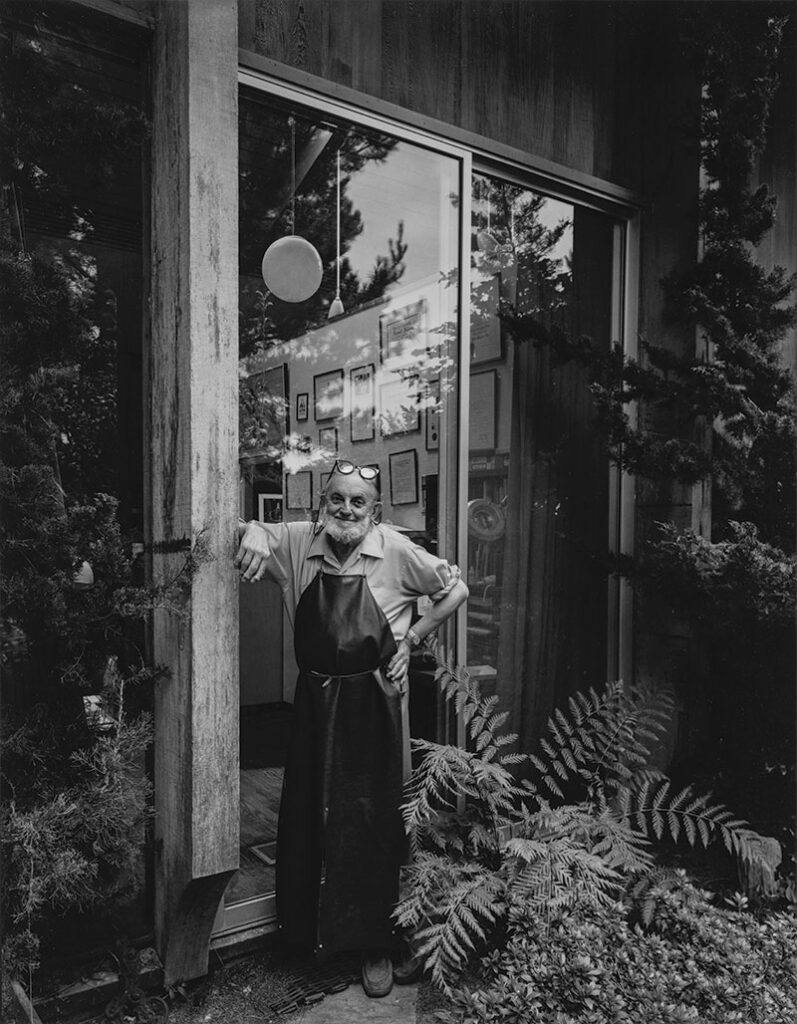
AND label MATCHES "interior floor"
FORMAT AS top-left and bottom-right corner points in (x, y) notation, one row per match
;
(225, 766), (283, 905)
